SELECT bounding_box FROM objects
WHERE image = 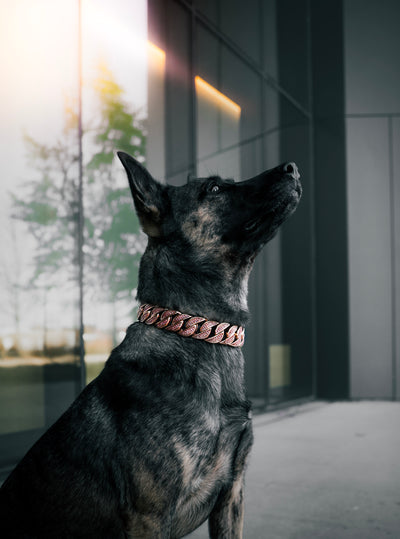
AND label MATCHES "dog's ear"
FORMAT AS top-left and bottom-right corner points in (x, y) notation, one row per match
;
(117, 151), (165, 238)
